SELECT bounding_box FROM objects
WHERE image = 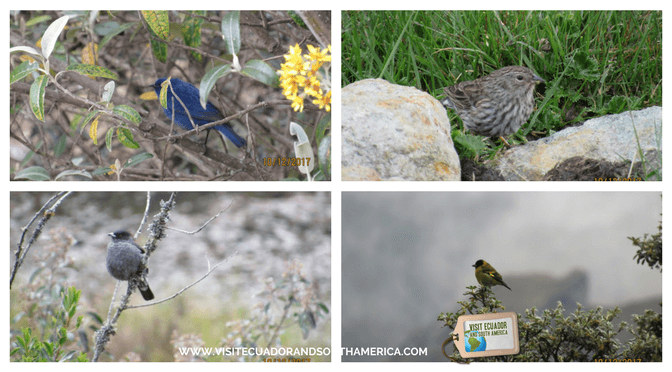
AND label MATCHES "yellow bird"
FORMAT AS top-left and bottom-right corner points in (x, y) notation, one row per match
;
(472, 259), (511, 290)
